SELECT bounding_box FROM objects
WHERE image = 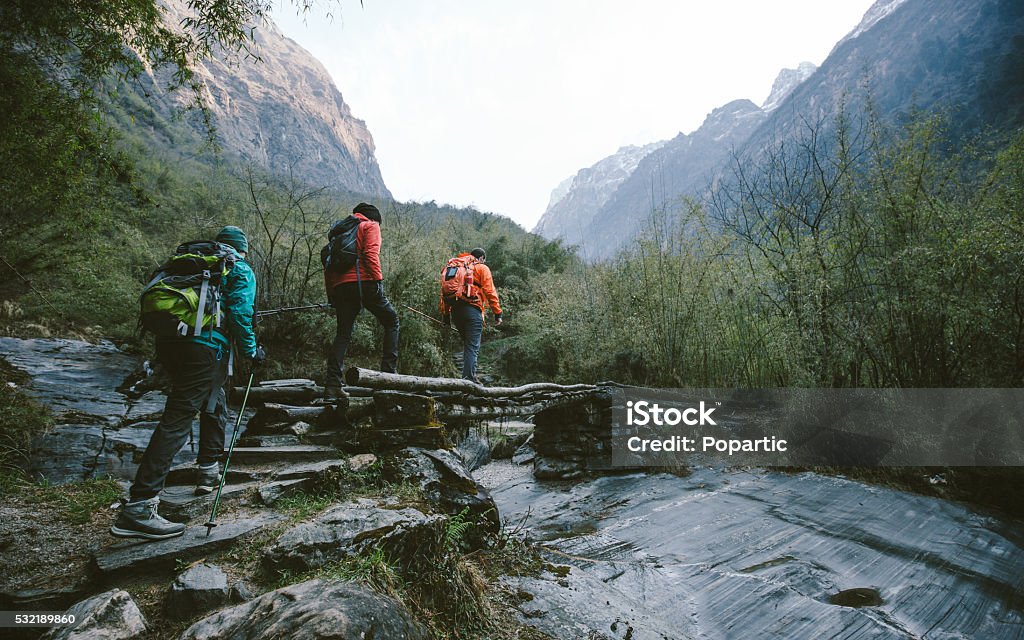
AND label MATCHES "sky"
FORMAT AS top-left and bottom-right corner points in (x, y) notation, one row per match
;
(272, 1), (877, 230)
